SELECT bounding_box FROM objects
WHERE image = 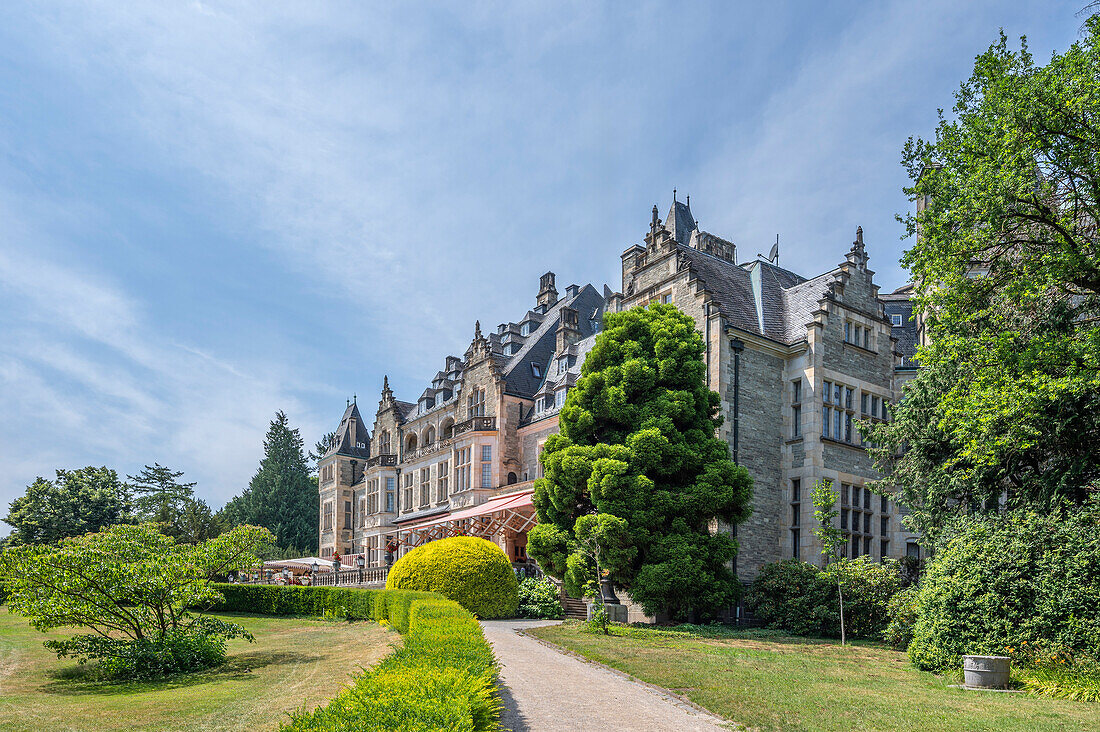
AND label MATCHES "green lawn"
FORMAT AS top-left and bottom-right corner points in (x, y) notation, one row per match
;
(528, 623), (1100, 732)
(0, 610), (397, 732)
